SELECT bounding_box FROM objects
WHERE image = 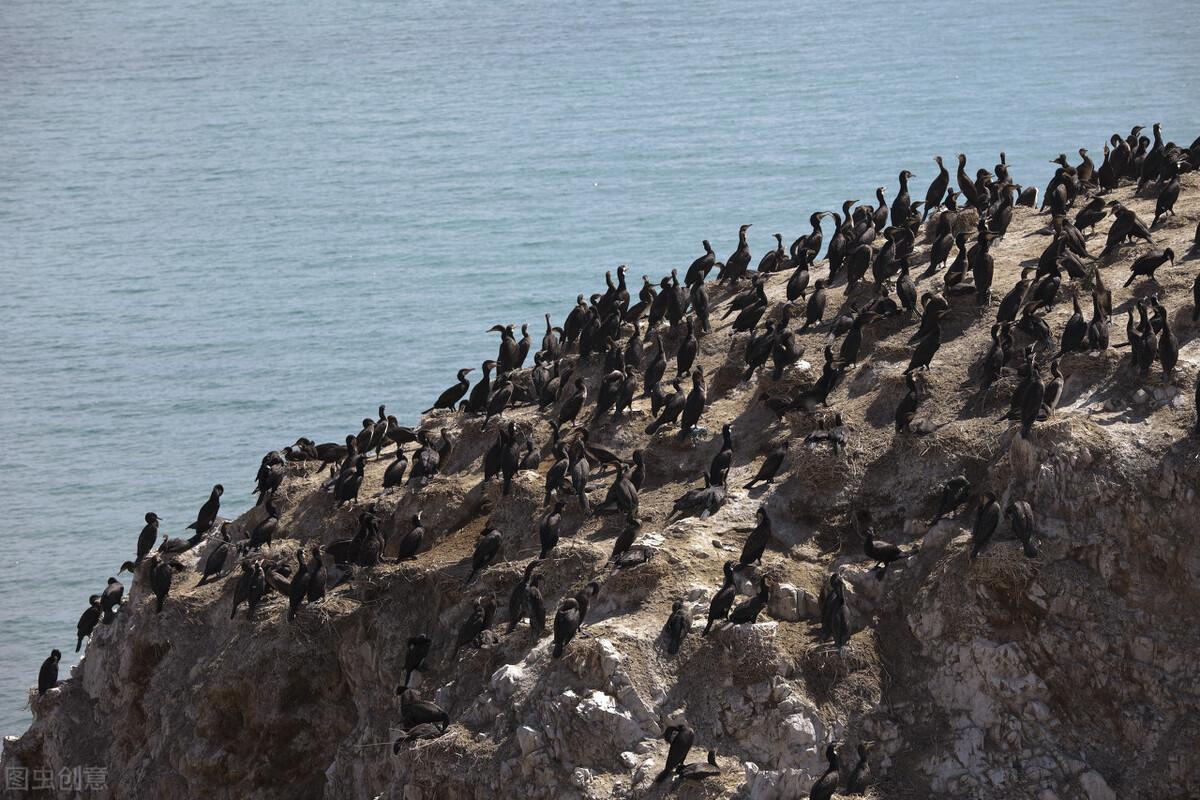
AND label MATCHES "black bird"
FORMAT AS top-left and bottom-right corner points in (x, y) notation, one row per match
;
(676, 367), (708, 440)
(186, 484), (224, 536)
(655, 723), (695, 783)
(552, 597), (583, 658)
(970, 492), (1002, 560)
(930, 476), (971, 525)
(466, 528), (503, 584)
(452, 596), (496, 658)
(1057, 293), (1088, 356)
(398, 687), (450, 731)
(1123, 248), (1174, 287)
(76, 596), (102, 652)
(677, 750), (721, 782)
(396, 512), (425, 560)
(895, 372), (921, 432)
(720, 224), (753, 283)
(685, 240), (716, 287)
(738, 507), (772, 565)
(663, 599), (691, 655)
(728, 578), (770, 624)
(249, 497), (280, 549)
(402, 634), (433, 688)
(150, 557), (180, 613)
(538, 501), (564, 558)
(526, 574), (546, 642)
(809, 743), (841, 800)
(506, 561), (539, 634)
(382, 447), (409, 488)
(846, 743), (873, 794)
(744, 443), (786, 489)
(287, 548), (309, 621)
(924, 156), (950, 220)
(100, 576), (124, 624)
(863, 527), (909, 578)
(197, 524), (232, 585)
(306, 545), (327, 603)
(37, 649), (61, 696)
(704, 561), (737, 635)
(1005, 501), (1039, 558)
(802, 280), (827, 329)
(230, 562), (254, 620)
(905, 321), (941, 374)
(135, 512), (161, 564)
